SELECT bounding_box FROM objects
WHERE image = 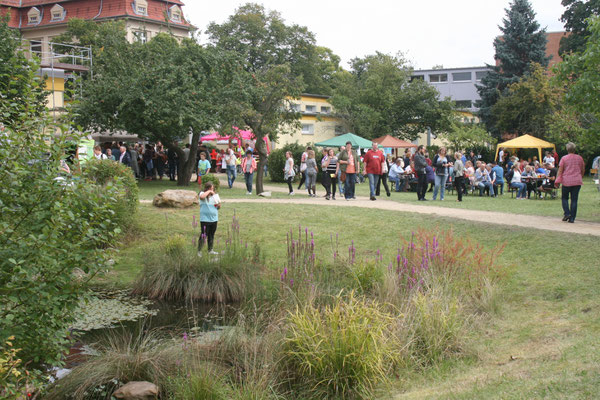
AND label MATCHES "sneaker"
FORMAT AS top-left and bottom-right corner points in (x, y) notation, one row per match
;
(197, 251), (202, 257)
(332, 196), (336, 200)
(325, 196), (330, 200)
(289, 192), (295, 196)
(370, 196), (376, 201)
(209, 250), (219, 255)
(246, 192), (252, 195)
